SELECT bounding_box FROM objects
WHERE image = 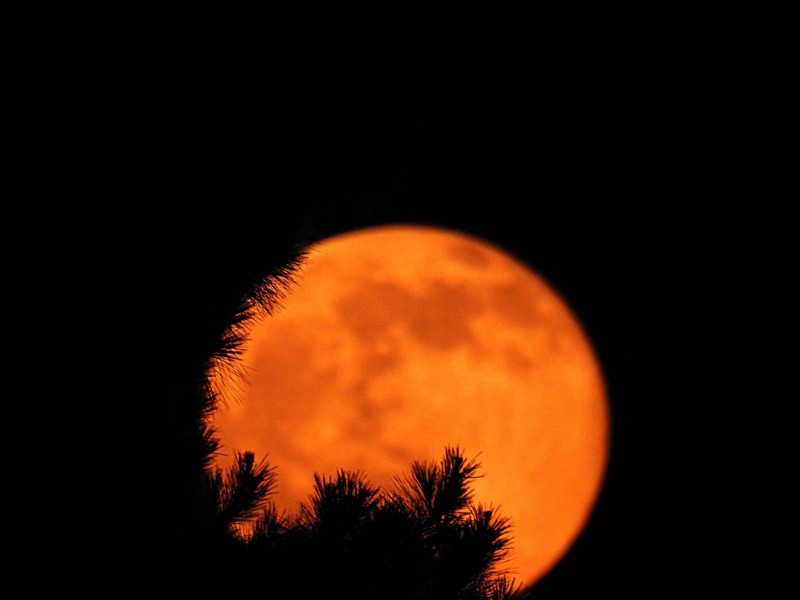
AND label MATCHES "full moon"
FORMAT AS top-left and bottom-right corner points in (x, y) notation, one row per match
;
(208, 224), (609, 587)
